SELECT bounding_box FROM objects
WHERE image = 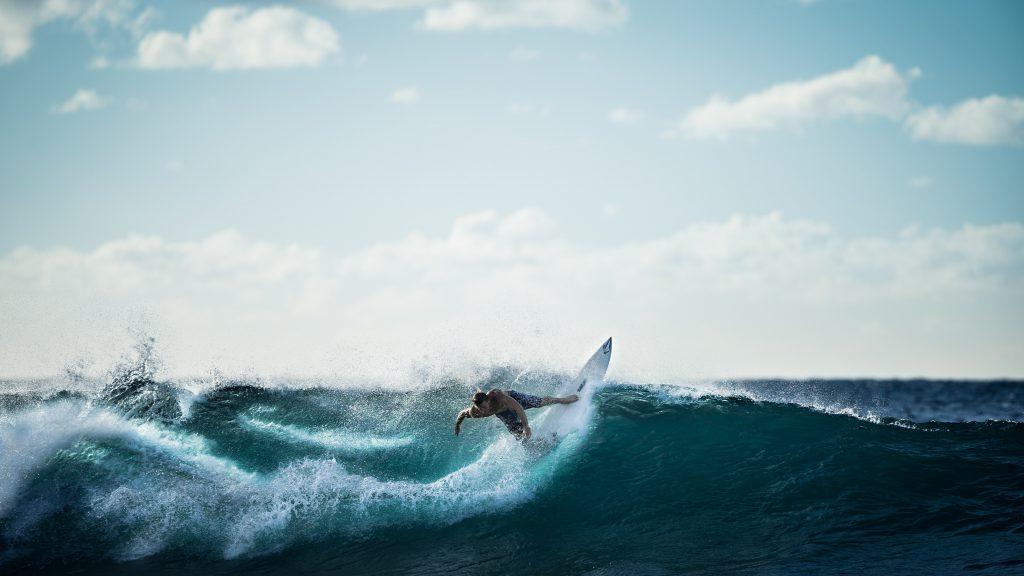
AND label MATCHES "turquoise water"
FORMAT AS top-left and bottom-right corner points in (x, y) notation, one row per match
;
(1, 370), (1022, 575)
